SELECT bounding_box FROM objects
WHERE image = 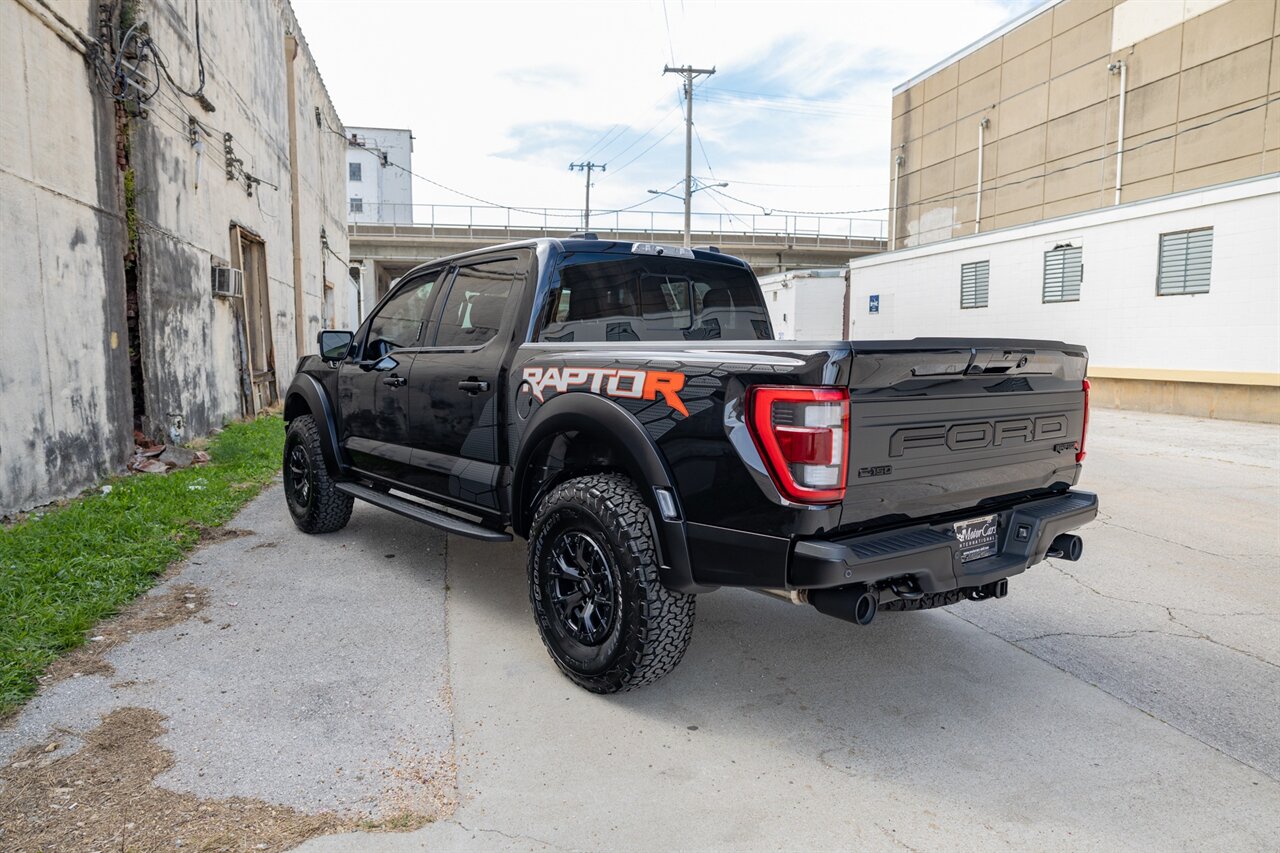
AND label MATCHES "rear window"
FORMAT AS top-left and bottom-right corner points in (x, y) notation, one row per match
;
(538, 255), (773, 342)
